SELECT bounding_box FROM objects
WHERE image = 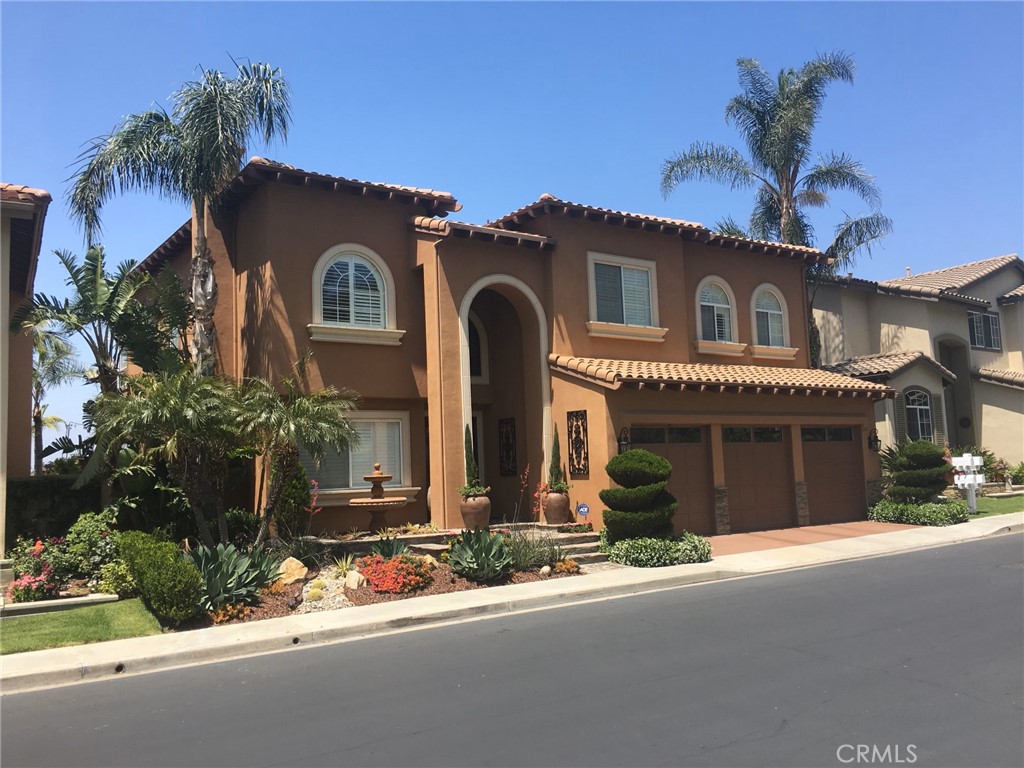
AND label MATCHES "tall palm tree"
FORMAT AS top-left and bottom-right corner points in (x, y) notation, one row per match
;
(31, 329), (85, 474)
(240, 356), (360, 546)
(90, 369), (243, 547)
(660, 52), (891, 262)
(13, 247), (149, 395)
(68, 60), (291, 374)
